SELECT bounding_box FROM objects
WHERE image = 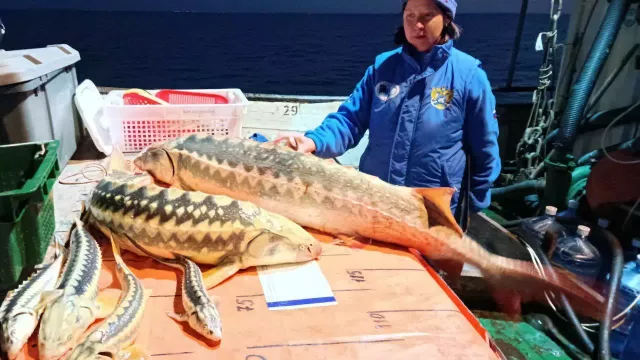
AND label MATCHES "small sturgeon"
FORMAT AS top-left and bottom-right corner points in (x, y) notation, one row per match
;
(134, 134), (606, 319)
(0, 247), (64, 360)
(66, 233), (150, 360)
(38, 218), (112, 360)
(124, 233), (223, 342)
(86, 152), (322, 289)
